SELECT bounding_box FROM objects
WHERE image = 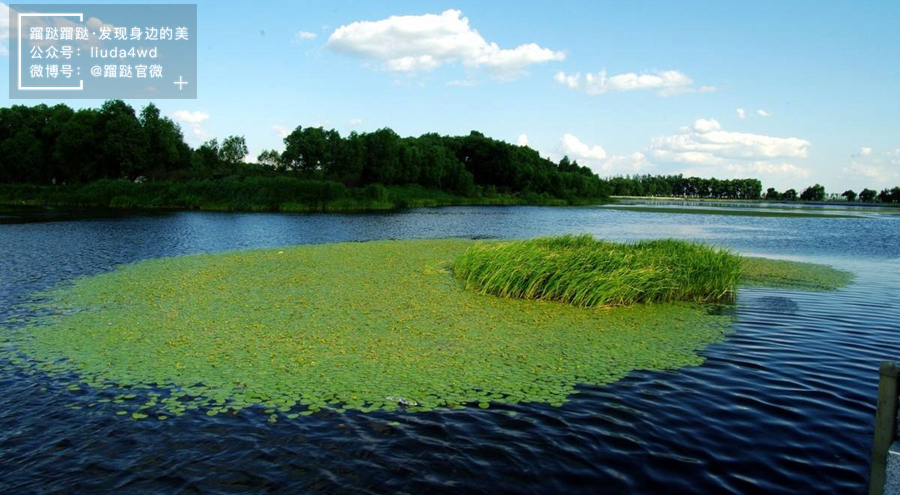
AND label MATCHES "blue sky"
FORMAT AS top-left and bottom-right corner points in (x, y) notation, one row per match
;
(2, 0), (899, 192)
